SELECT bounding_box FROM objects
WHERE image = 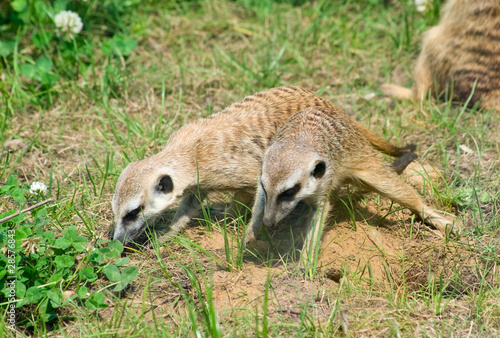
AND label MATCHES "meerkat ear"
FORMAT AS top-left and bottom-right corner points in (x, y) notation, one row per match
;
(157, 175), (174, 194)
(311, 161), (326, 179)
